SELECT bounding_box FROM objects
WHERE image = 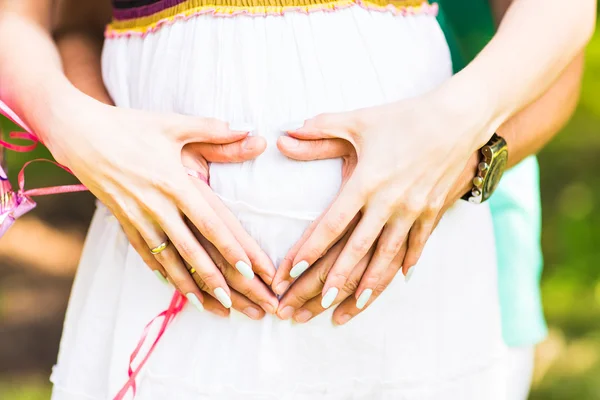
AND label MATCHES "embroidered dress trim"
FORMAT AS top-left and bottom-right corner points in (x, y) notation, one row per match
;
(107, 0), (437, 37)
